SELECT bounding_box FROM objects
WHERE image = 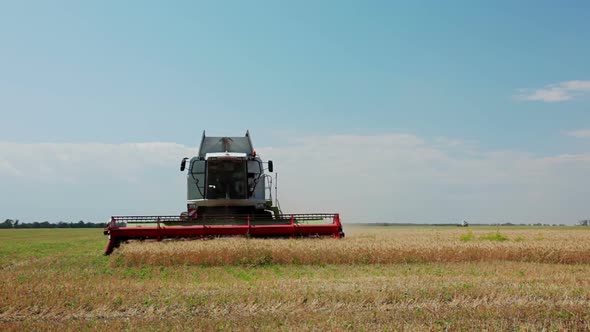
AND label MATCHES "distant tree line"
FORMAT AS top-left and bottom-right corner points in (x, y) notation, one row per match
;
(579, 220), (590, 226)
(0, 219), (107, 229)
